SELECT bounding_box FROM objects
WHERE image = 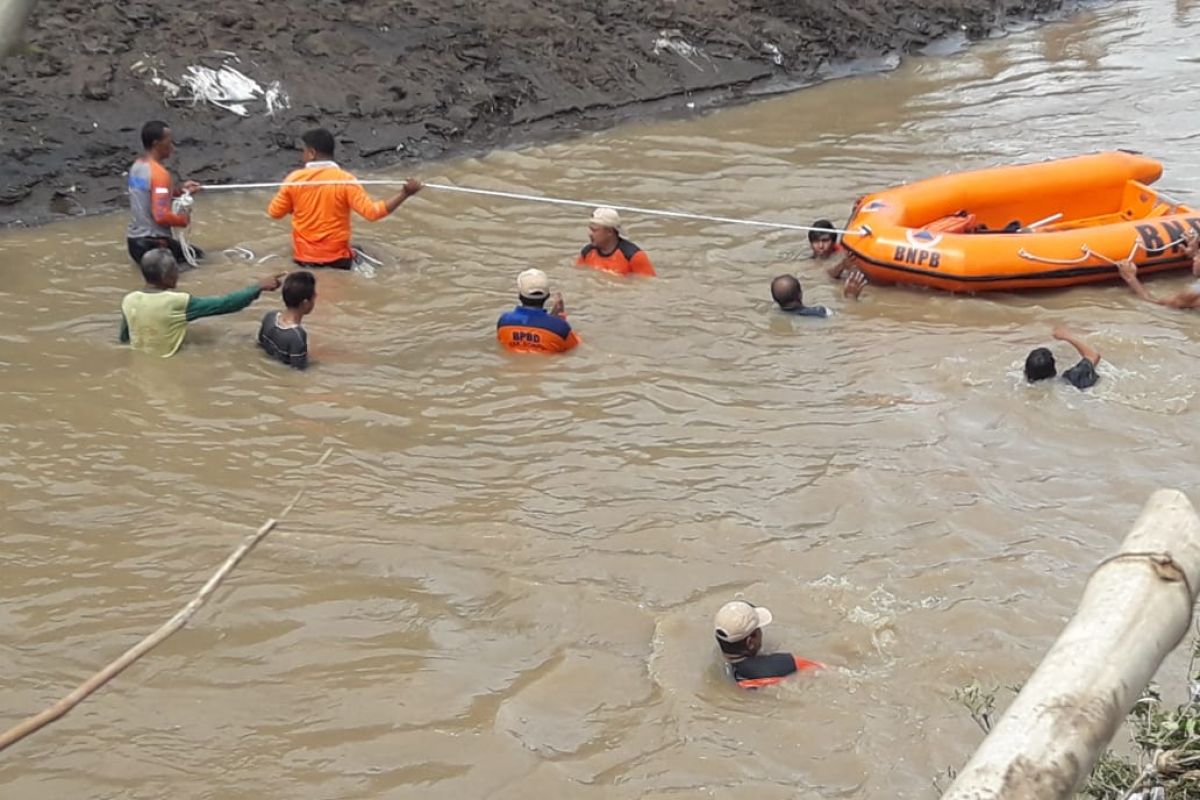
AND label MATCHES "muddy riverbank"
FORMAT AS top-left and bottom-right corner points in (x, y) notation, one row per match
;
(0, 0), (1073, 226)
